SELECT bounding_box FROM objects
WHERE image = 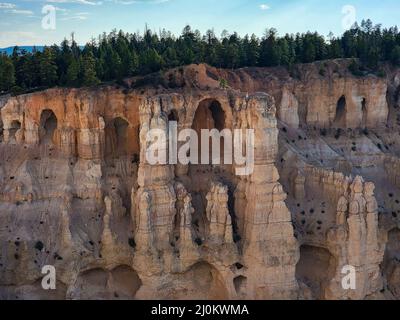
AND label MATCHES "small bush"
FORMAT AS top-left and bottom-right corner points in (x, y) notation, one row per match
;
(376, 69), (386, 78)
(219, 78), (229, 89)
(11, 86), (23, 96)
(348, 60), (363, 77)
